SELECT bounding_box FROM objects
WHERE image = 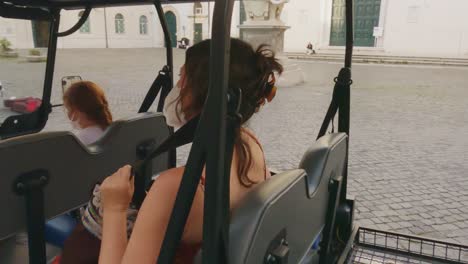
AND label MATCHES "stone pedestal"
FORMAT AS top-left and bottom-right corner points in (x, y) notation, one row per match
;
(239, 0), (289, 53)
(239, 24), (289, 54)
(238, 0), (304, 87)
